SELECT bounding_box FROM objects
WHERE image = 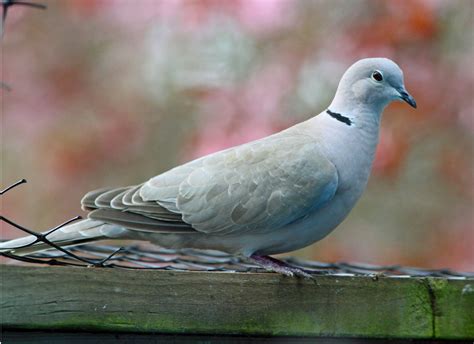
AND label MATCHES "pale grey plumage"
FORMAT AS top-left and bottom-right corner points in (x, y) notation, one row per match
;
(140, 132), (338, 235)
(0, 58), (416, 266)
